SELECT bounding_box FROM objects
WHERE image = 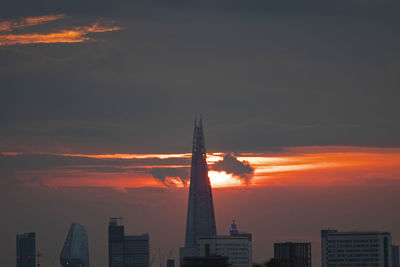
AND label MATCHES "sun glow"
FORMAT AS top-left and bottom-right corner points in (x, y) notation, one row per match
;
(208, 171), (244, 188)
(164, 177), (186, 188)
(5, 146), (400, 190)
